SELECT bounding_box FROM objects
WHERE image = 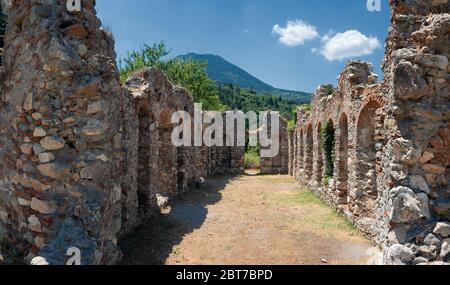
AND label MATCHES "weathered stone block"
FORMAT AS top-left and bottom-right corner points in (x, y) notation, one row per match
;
(40, 135), (66, 151)
(31, 198), (57, 215)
